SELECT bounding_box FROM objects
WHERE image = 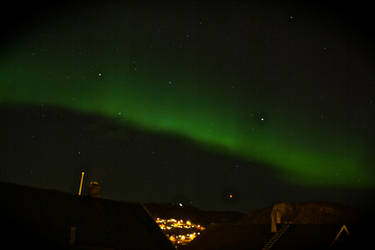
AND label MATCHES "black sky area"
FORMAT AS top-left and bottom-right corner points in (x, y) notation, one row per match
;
(1, 0), (374, 212)
(2, 0), (374, 46)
